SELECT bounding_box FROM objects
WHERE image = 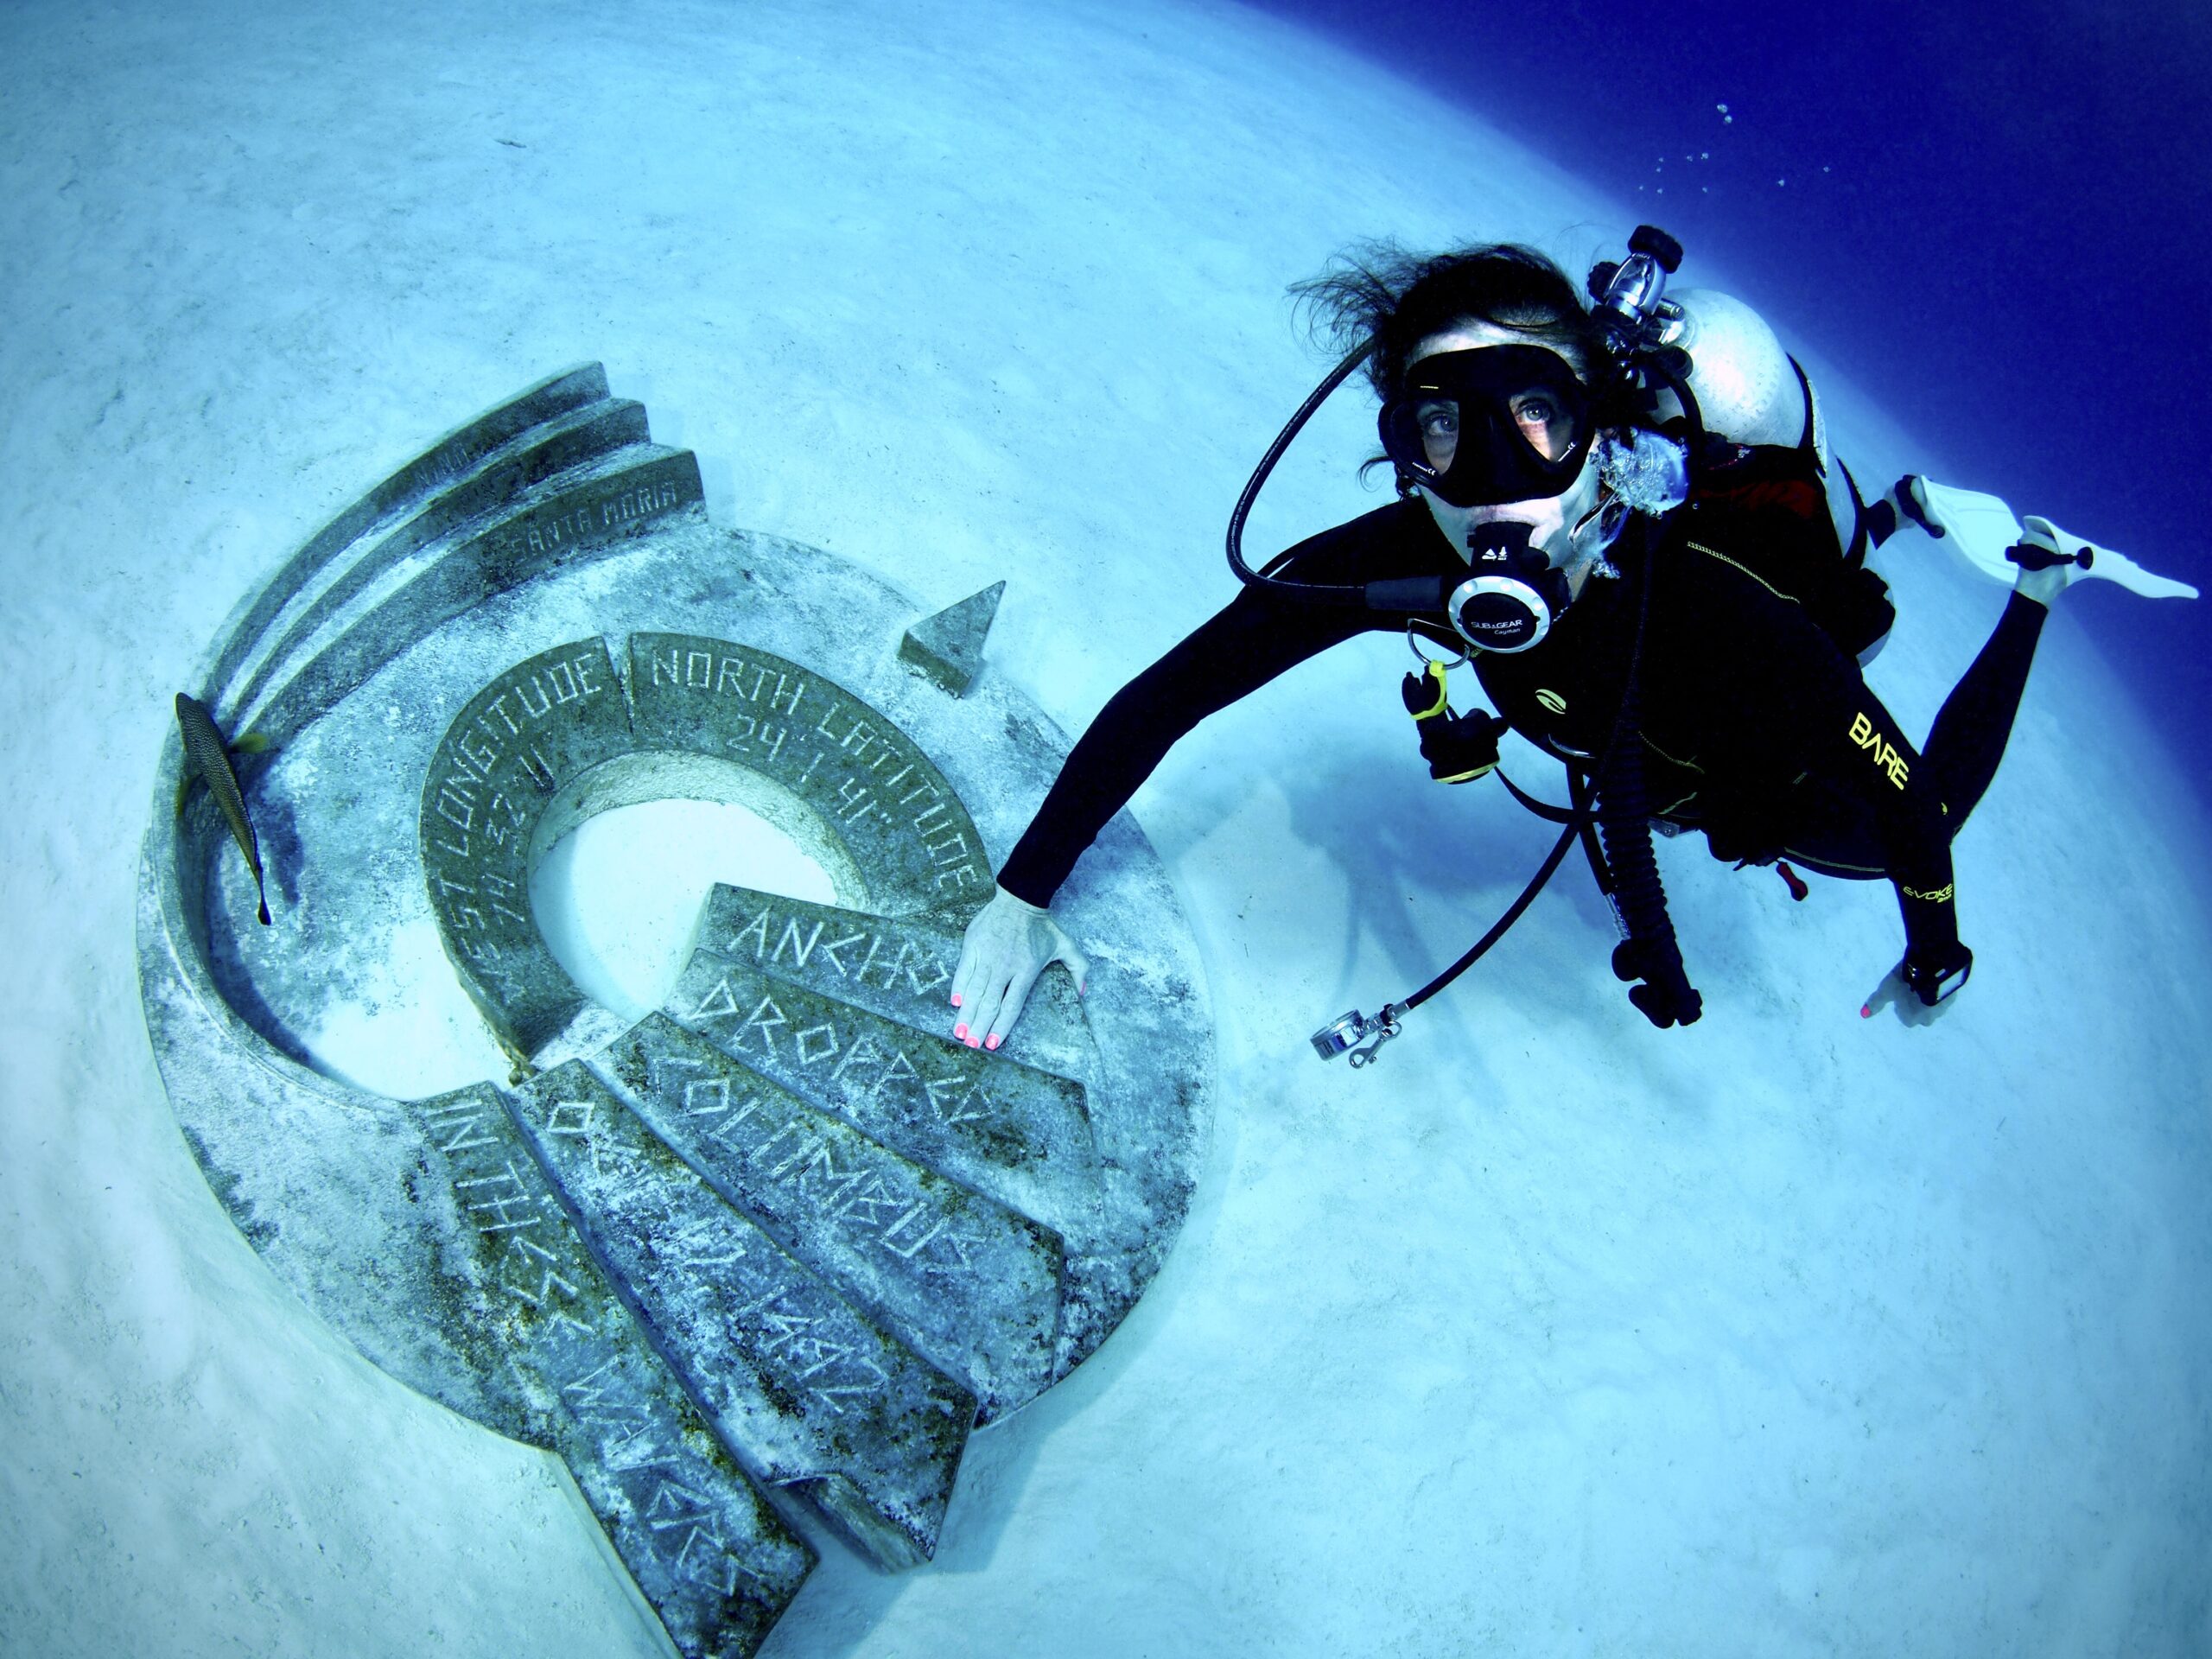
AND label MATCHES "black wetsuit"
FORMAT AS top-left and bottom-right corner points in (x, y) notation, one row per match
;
(1000, 492), (2044, 980)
